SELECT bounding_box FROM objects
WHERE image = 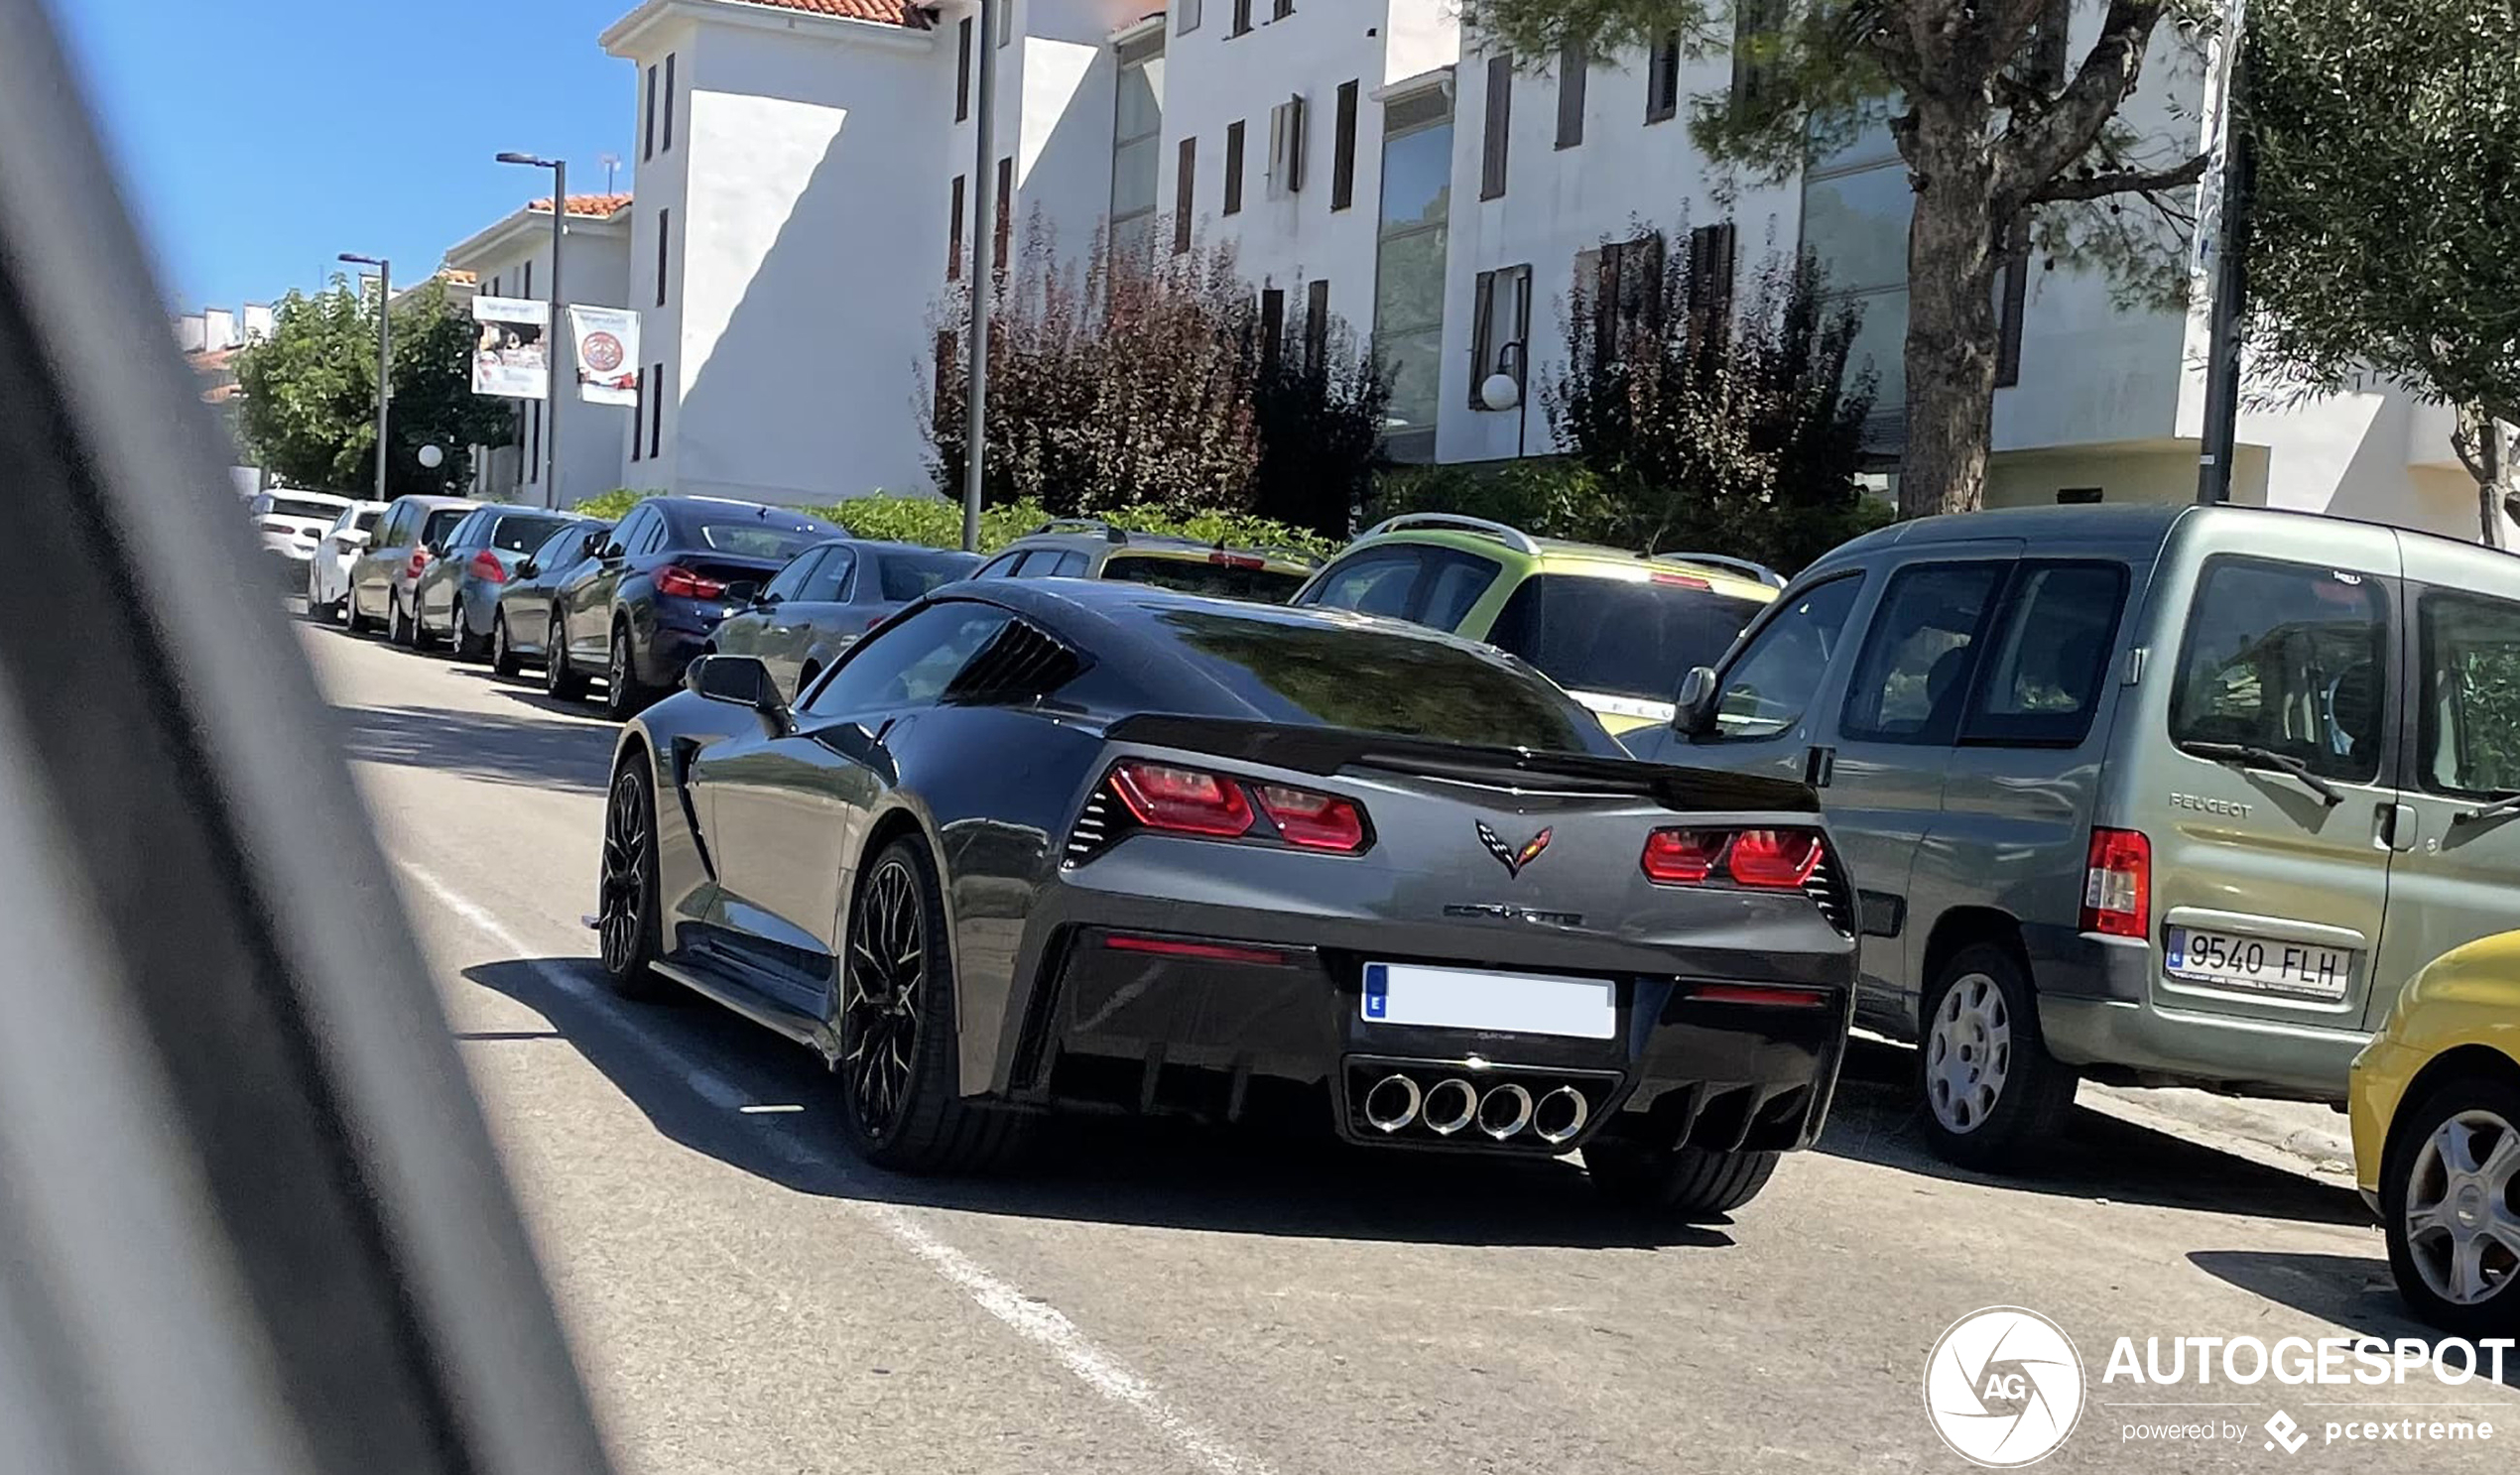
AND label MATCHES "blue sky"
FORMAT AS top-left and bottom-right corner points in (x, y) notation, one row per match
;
(56, 0), (639, 311)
